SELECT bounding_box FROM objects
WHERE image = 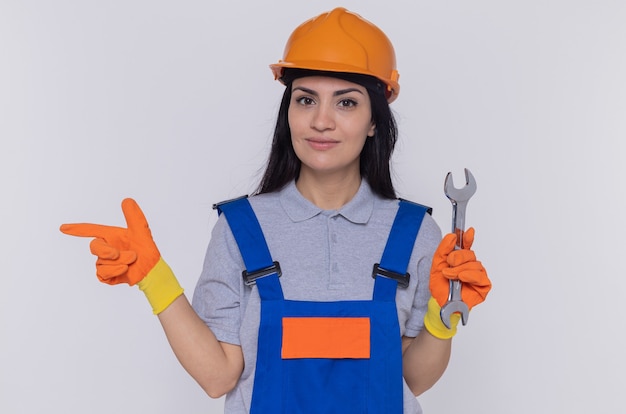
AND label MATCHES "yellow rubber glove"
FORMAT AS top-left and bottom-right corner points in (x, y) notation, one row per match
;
(60, 198), (184, 314)
(424, 297), (460, 339)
